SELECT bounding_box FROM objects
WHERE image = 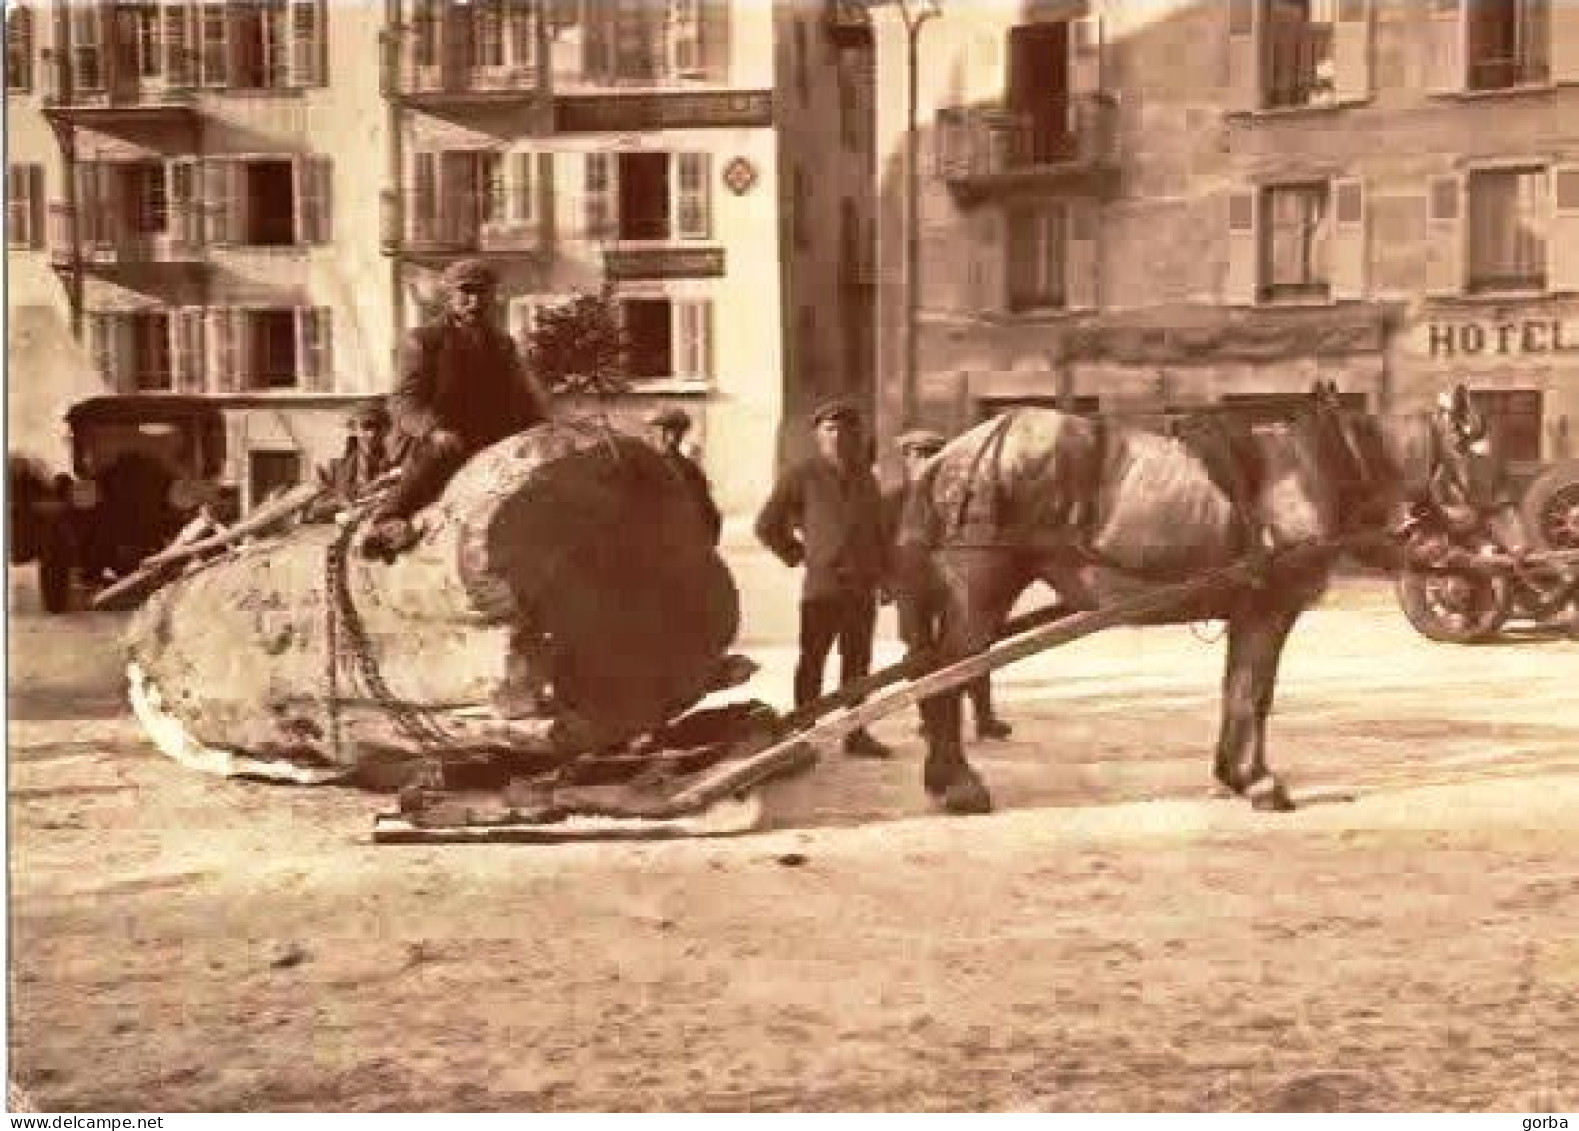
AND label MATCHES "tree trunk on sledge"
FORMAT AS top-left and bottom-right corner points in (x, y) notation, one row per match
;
(126, 422), (739, 779)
